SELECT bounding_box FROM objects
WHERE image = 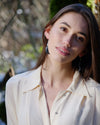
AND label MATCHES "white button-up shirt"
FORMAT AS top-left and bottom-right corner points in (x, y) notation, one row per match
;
(5, 67), (100, 125)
